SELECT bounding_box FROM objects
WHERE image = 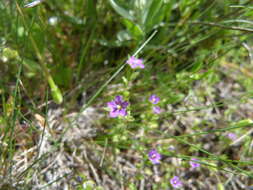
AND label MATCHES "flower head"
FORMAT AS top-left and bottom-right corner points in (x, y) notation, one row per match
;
(153, 106), (162, 114)
(107, 96), (129, 118)
(168, 145), (176, 151)
(190, 158), (200, 169)
(227, 133), (237, 141)
(170, 176), (182, 188)
(148, 149), (161, 164)
(126, 56), (145, 69)
(149, 94), (160, 104)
